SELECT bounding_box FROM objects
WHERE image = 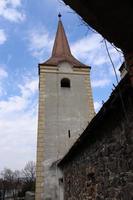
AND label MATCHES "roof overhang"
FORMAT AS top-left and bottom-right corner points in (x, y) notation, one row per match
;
(63, 0), (133, 53)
